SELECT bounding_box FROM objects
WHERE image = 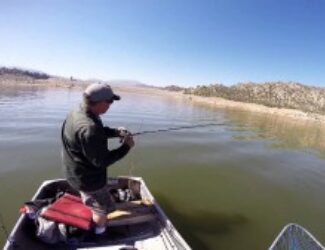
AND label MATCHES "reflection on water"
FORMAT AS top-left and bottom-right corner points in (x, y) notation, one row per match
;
(0, 85), (325, 250)
(179, 97), (325, 158)
(0, 85), (40, 97)
(224, 110), (325, 158)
